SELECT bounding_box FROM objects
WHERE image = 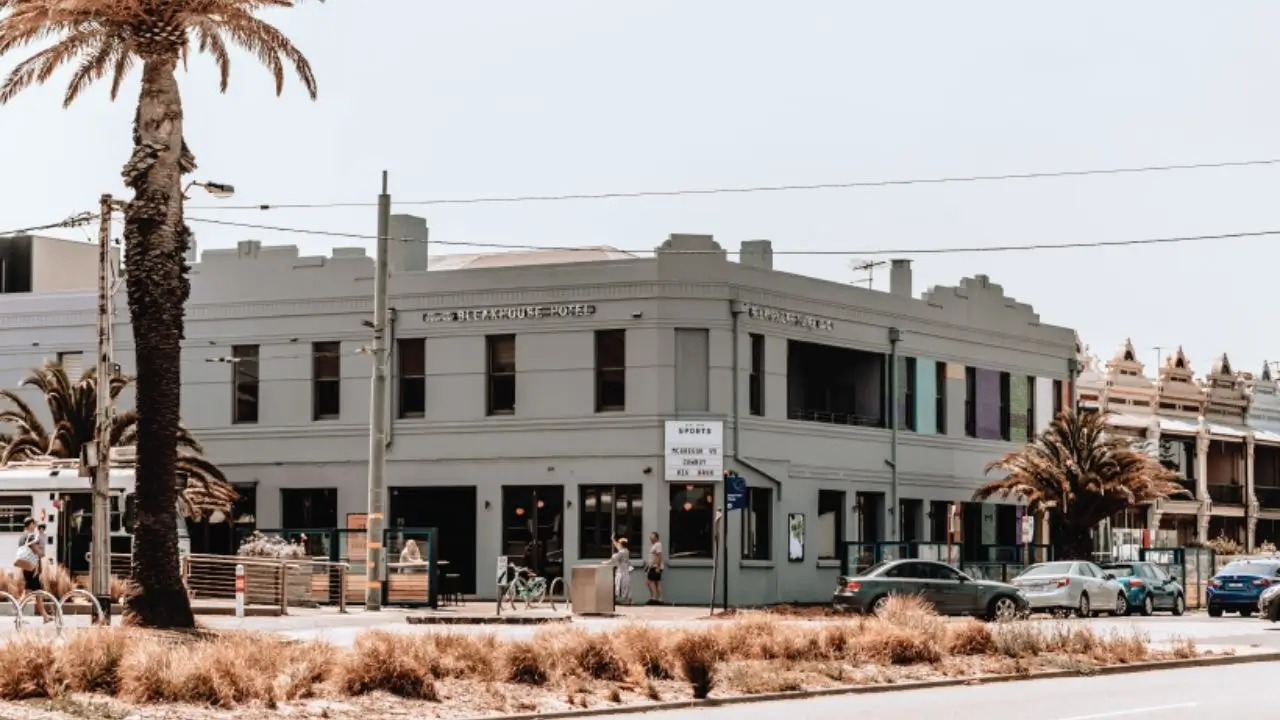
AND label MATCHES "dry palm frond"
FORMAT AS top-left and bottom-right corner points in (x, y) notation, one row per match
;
(0, 0), (320, 108)
(0, 360), (237, 519)
(975, 410), (1188, 554)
